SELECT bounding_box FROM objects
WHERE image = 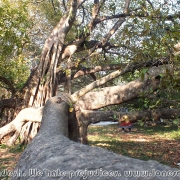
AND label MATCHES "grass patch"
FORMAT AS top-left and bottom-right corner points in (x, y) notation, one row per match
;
(0, 124), (179, 179)
(0, 144), (25, 178)
(88, 124), (180, 168)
